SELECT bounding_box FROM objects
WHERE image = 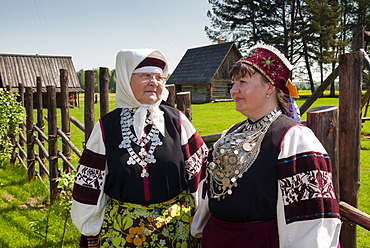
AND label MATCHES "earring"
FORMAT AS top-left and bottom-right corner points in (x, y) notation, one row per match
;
(266, 94), (270, 98)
